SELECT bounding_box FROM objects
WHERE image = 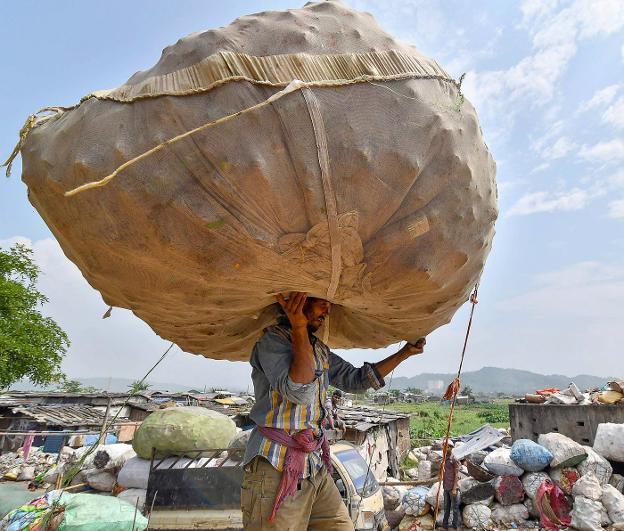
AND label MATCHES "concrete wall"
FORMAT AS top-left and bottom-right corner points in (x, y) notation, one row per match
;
(509, 403), (624, 445)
